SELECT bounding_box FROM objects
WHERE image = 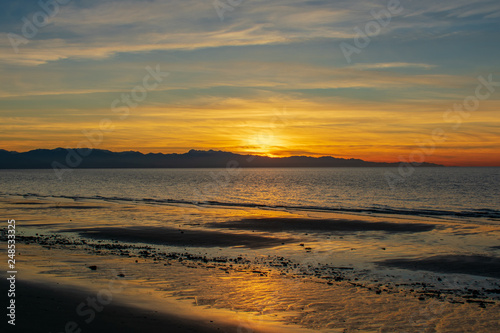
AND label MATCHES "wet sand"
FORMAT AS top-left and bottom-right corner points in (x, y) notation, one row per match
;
(1, 279), (227, 332)
(1, 278), (290, 333)
(1, 196), (500, 332)
(208, 217), (436, 233)
(3, 241), (500, 333)
(377, 255), (500, 279)
(63, 226), (295, 249)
